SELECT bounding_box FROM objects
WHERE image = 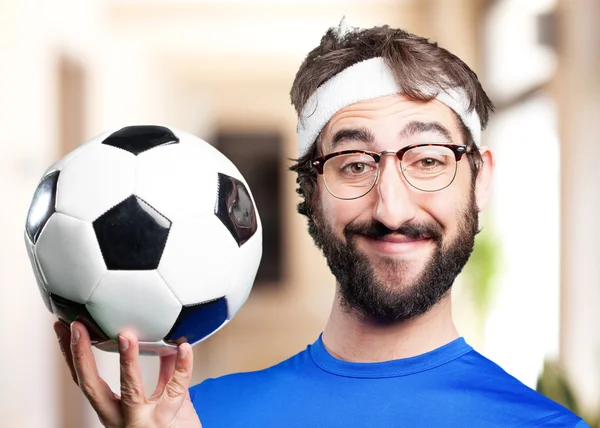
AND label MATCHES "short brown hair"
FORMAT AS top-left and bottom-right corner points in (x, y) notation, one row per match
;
(289, 25), (494, 220)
